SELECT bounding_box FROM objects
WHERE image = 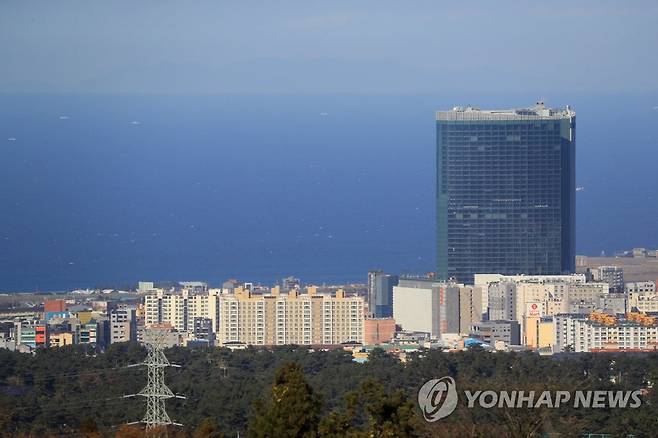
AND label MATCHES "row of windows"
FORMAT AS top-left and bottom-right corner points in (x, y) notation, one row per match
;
(440, 122), (561, 131)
